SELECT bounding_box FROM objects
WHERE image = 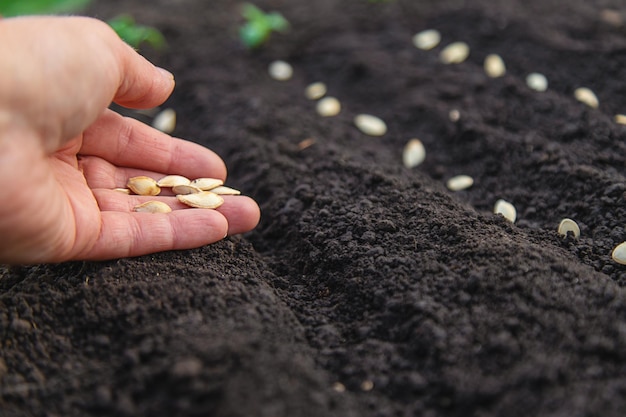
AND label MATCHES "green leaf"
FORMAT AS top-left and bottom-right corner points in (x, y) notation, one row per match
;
(0, 0), (92, 16)
(107, 14), (166, 50)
